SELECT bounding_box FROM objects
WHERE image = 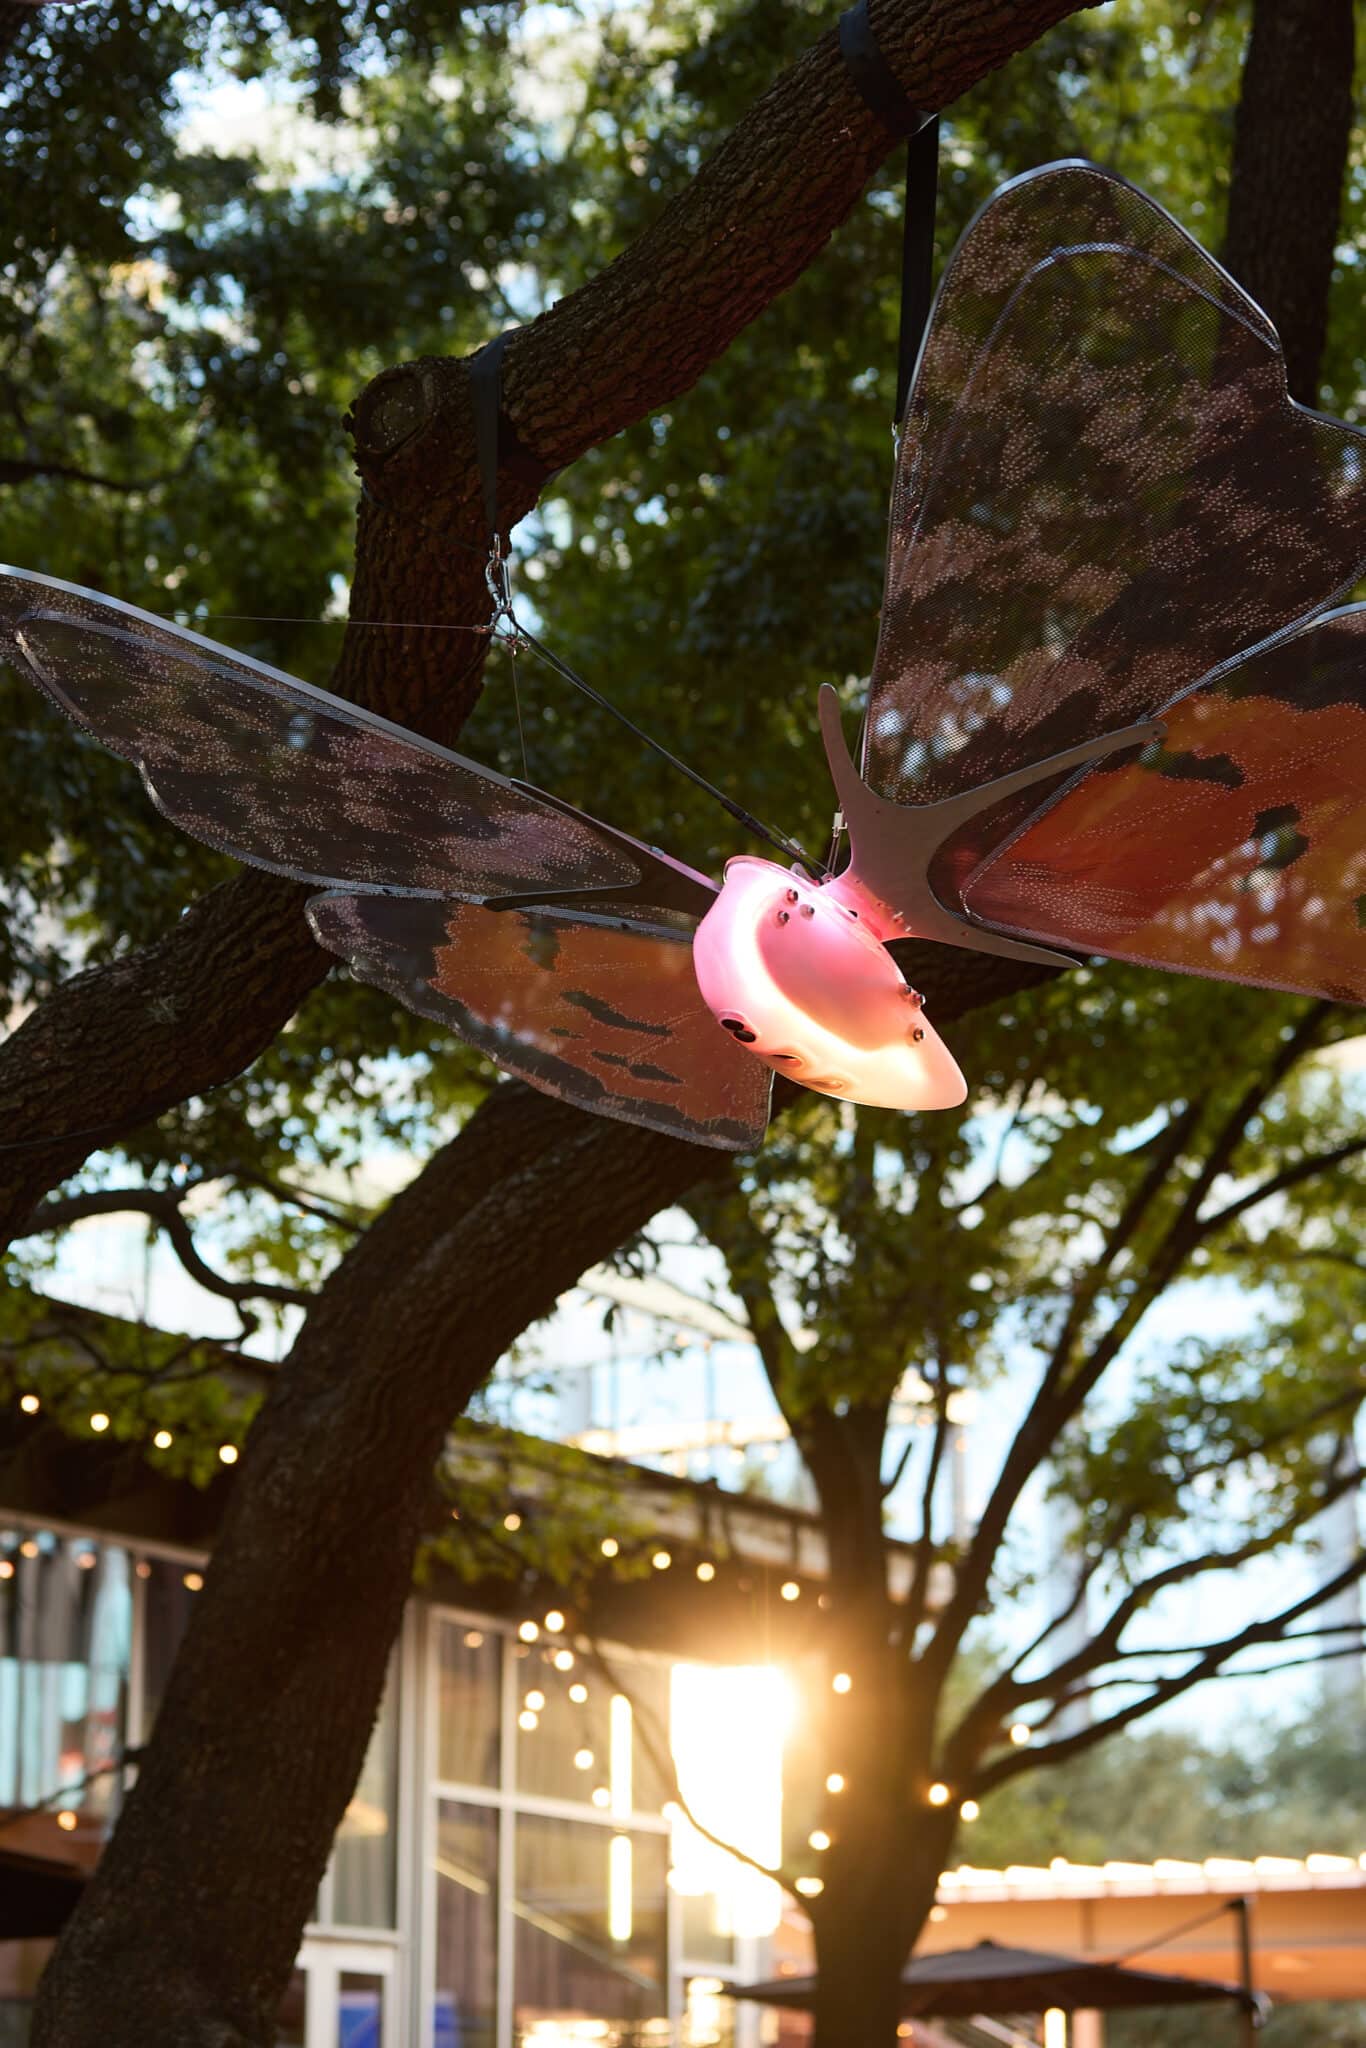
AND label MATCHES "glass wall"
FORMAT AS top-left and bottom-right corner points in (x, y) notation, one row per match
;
(0, 1528), (132, 1823)
(428, 1612), (676, 2048)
